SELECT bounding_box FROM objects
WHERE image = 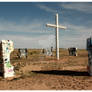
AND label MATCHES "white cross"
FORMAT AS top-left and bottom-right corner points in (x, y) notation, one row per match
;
(46, 13), (66, 60)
